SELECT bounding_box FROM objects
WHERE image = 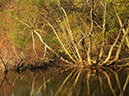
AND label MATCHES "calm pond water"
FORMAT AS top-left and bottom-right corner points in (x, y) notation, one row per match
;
(0, 66), (129, 96)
